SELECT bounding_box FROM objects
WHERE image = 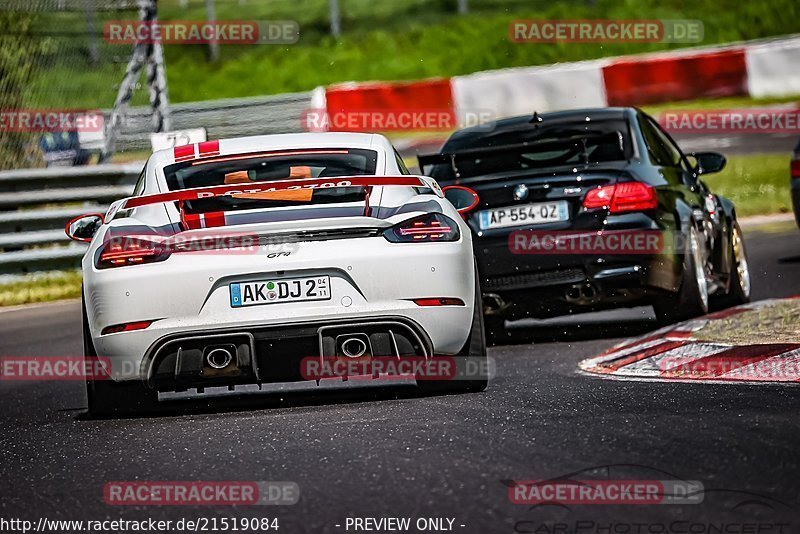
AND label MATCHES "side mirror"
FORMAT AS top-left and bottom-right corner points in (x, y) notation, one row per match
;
(691, 152), (726, 175)
(442, 185), (479, 215)
(65, 213), (104, 242)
